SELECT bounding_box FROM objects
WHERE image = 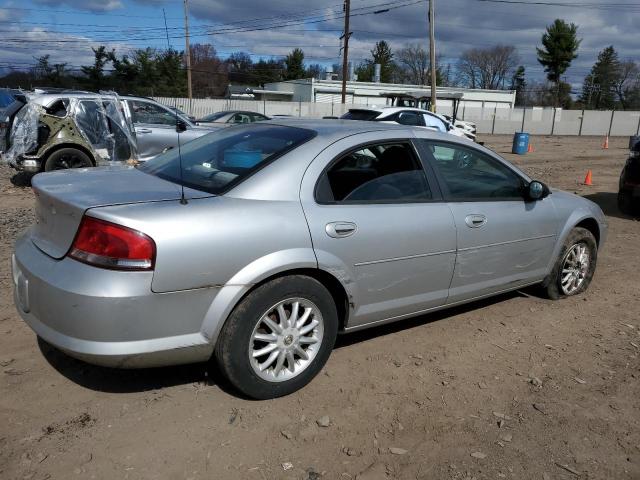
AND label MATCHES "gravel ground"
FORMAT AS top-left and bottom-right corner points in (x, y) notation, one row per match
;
(0, 135), (638, 480)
